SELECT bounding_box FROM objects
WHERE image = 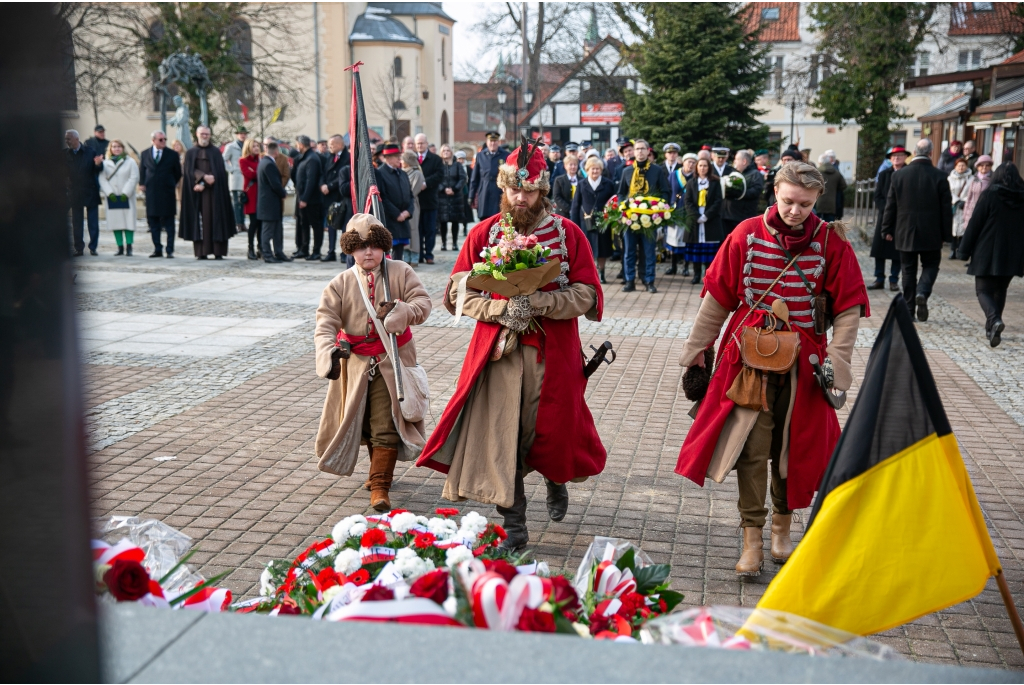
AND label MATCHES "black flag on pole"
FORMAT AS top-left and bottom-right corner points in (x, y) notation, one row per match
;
(346, 62), (379, 215)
